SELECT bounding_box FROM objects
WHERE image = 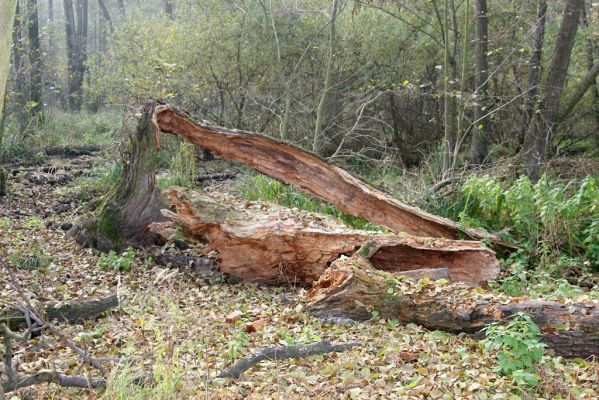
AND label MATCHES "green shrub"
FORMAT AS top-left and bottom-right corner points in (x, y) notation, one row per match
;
(481, 313), (545, 386)
(10, 242), (52, 271)
(98, 247), (136, 272)
(435, 175), (599, 271)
